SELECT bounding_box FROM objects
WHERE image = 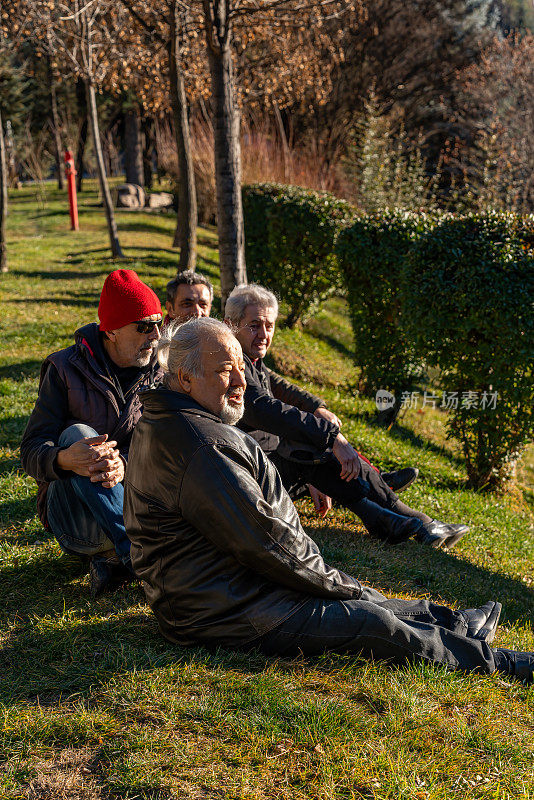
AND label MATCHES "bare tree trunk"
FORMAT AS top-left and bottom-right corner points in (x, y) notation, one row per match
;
(47, 54), (65, 190)
(124, 106), (144, 186)
(75, 78), (87, 192)
(76, 117), (88, 192)
(142, 117), (154, 190)
(203, 0), (246, 305)
(0, 109), (7, 273)
(169, 0), (197, 269)
(87, 80), (123, 258)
